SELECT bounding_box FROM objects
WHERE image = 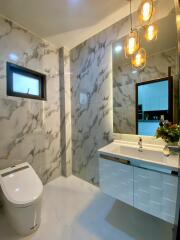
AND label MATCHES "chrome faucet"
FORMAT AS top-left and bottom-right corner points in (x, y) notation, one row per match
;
(138, 137), (143, 152)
